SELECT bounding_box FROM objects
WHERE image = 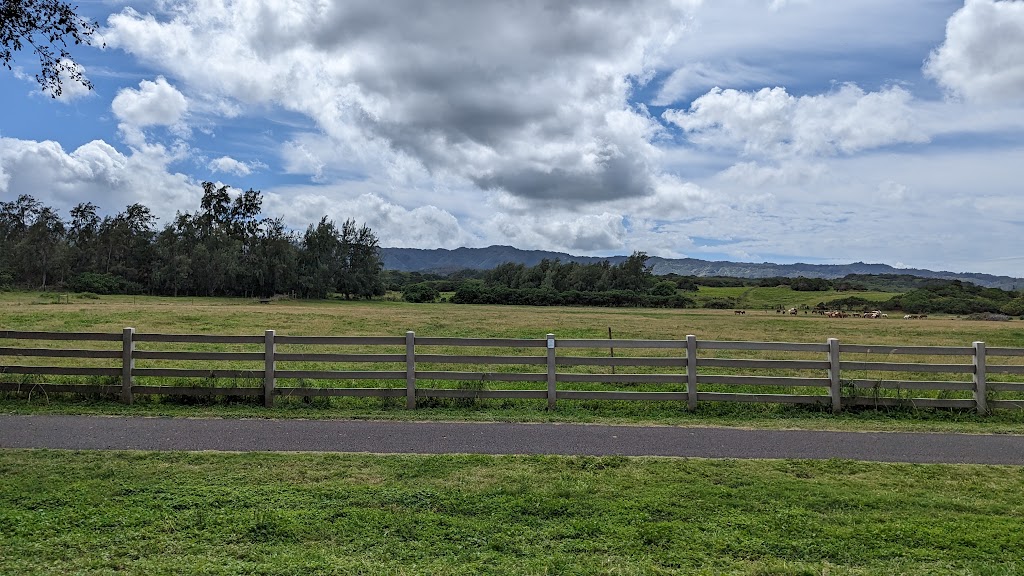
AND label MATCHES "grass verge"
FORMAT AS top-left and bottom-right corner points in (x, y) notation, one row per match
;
(4, 394), (1024, 434)
(1, 450), (1022, 575)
